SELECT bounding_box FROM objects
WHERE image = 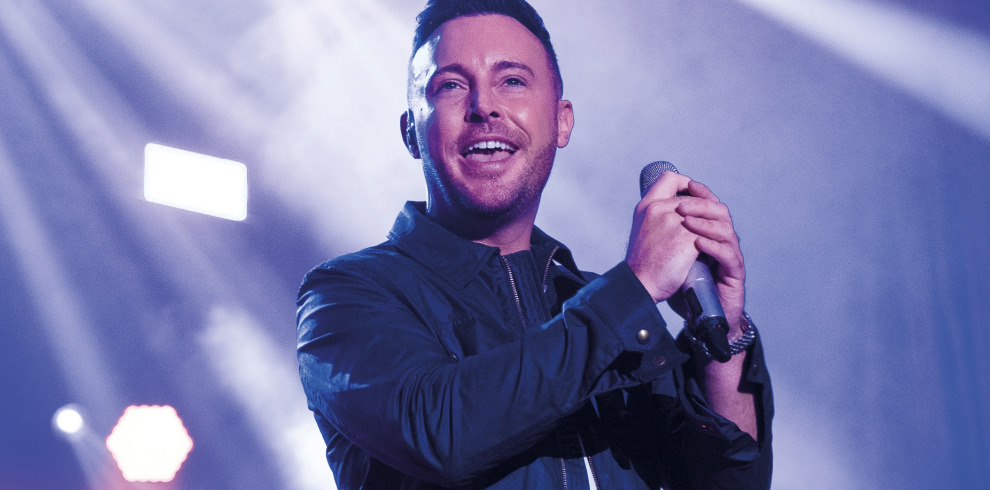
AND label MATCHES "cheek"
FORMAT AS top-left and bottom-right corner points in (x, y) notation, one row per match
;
(424, 105), (463, 144)
(424, 121), (450, 159)
(421, 118), (464, 174)
(525, 111), (558, 145)
(508, 97), (558, 137)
